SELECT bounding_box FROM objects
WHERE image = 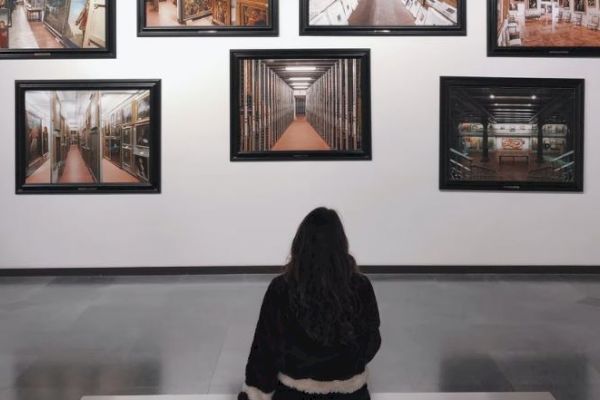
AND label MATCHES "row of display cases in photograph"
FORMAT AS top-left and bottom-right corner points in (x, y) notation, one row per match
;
(102, 92), (151, 182)
(16, 80), (160, 193)
(457, 122), (570, 155)
(103, 123), (151, 182)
